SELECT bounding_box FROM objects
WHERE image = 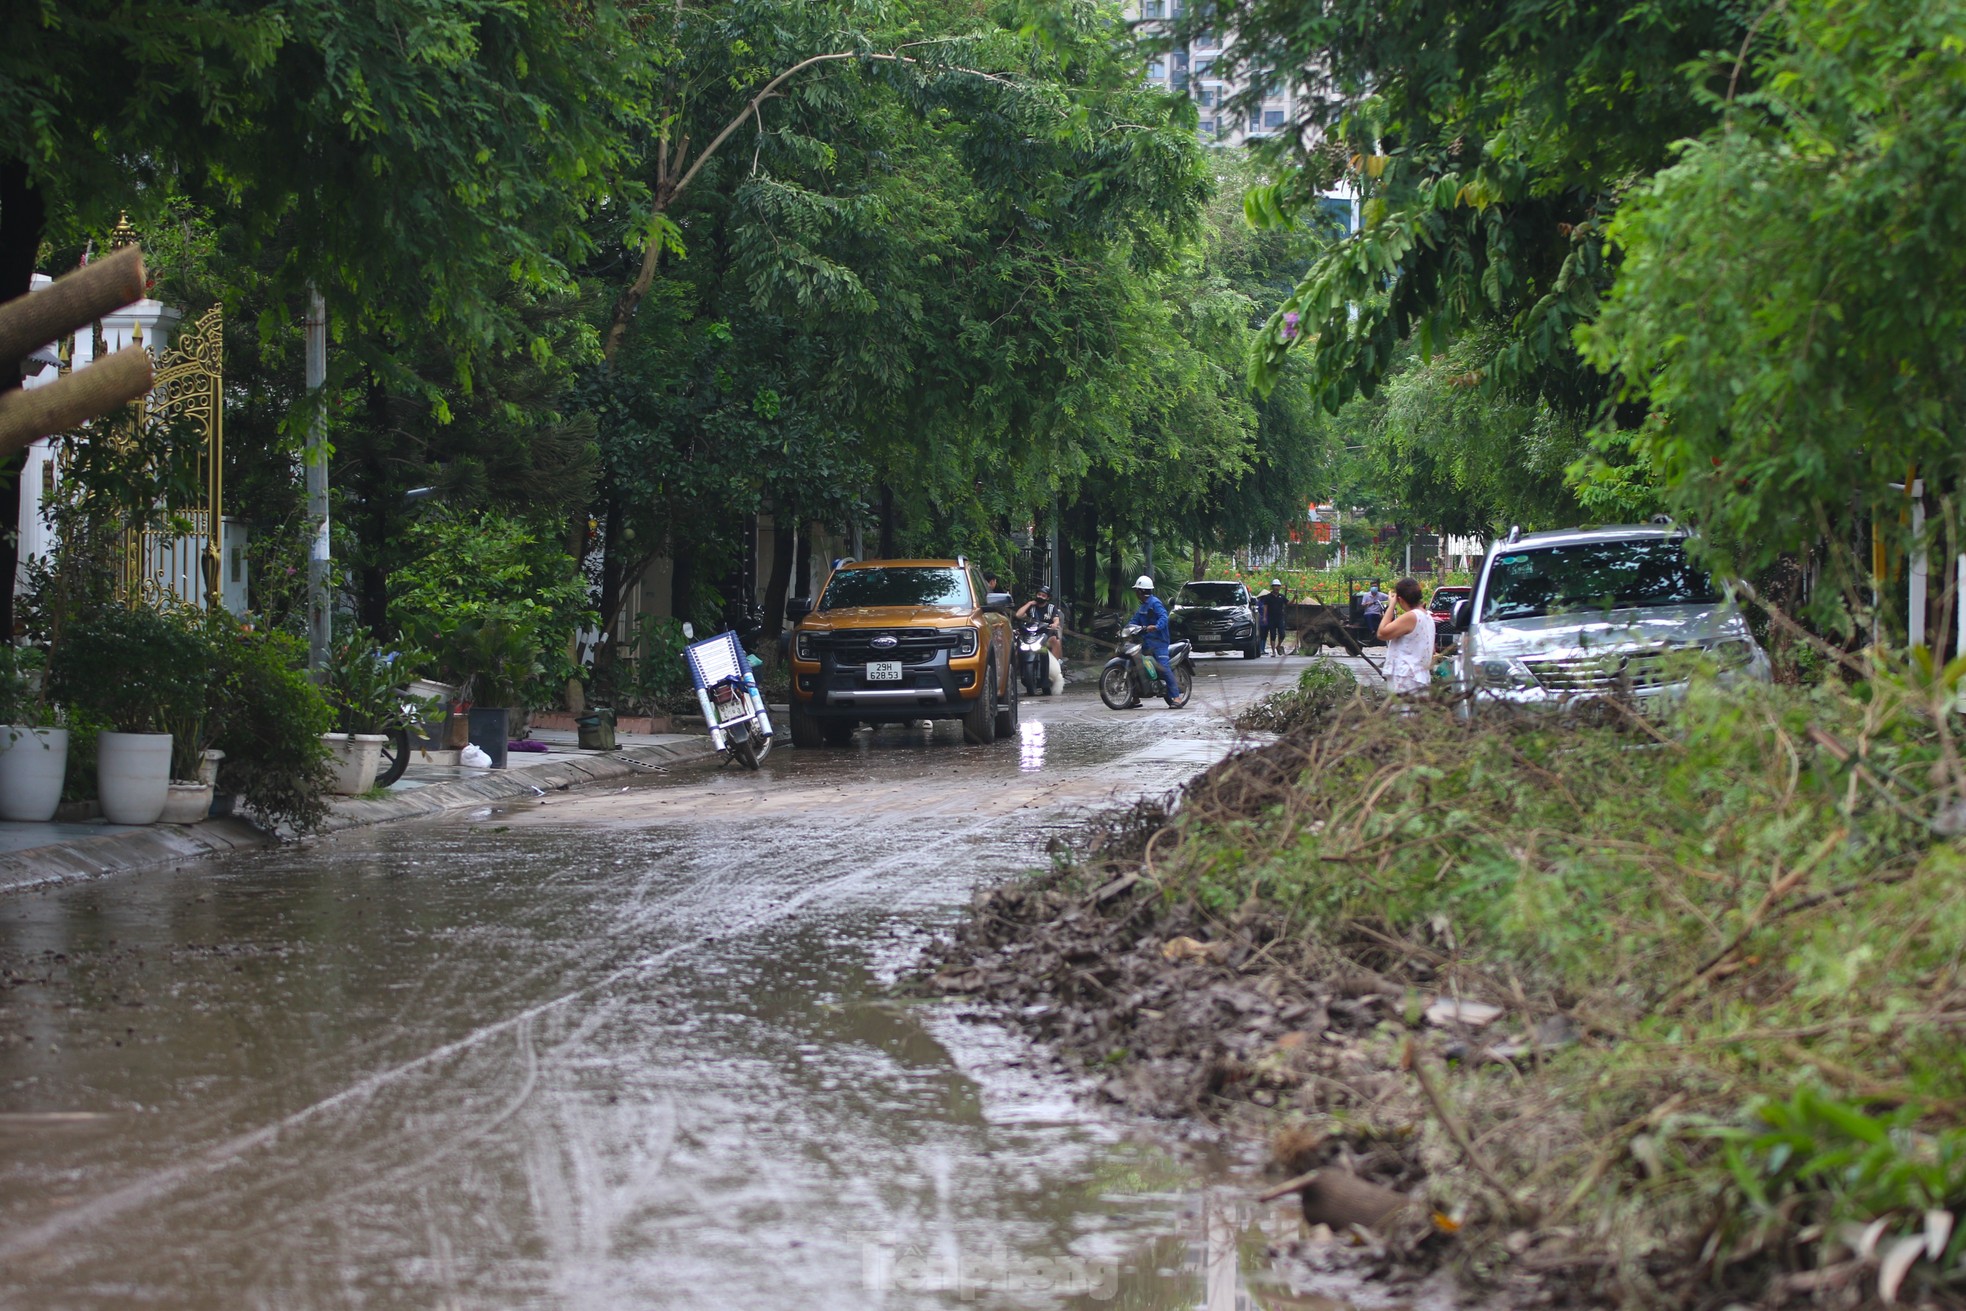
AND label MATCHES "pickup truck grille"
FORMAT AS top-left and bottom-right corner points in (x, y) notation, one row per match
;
(807, 629), (960, 666)
(1521, 648), (1680, 693)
